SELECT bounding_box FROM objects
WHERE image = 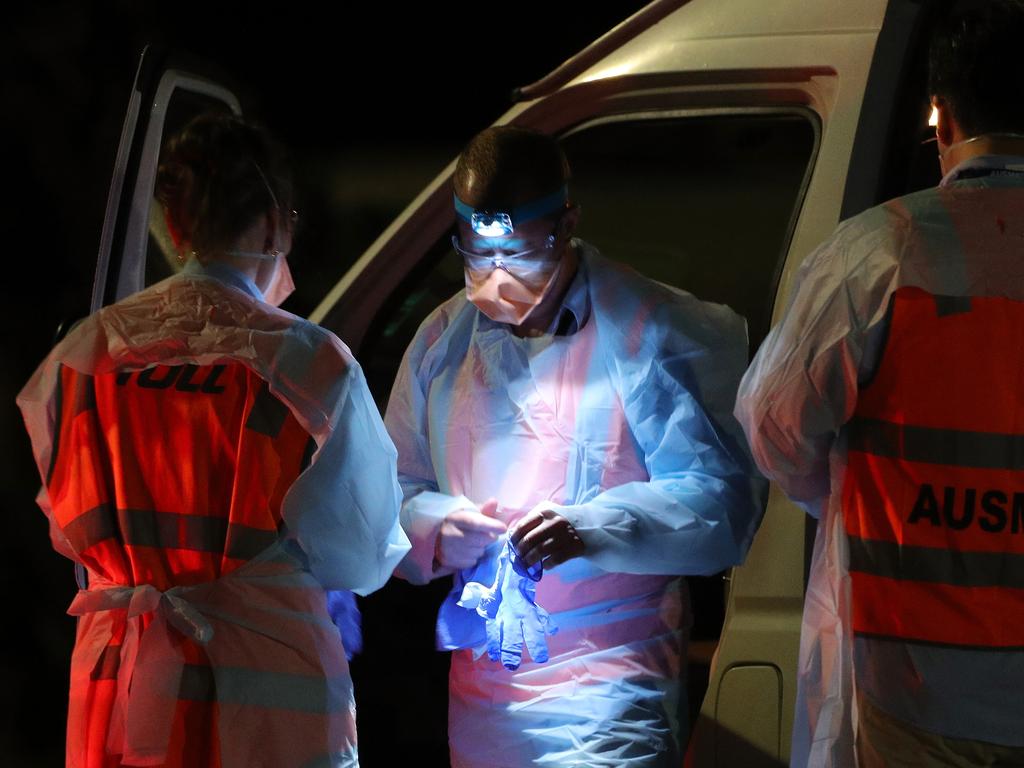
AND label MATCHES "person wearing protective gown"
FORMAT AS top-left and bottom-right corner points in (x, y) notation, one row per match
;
(736, 3), (1024, 766)
(17, 112), (409, 768)
(386, 125), (764, 767)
